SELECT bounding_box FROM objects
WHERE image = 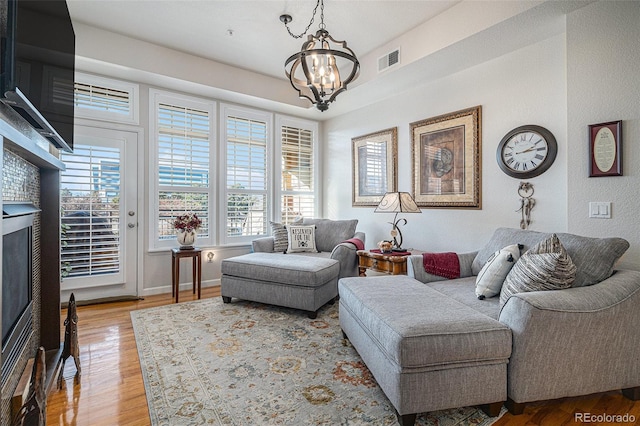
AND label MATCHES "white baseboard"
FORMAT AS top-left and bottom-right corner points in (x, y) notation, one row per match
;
(142, 279), (220, 297)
